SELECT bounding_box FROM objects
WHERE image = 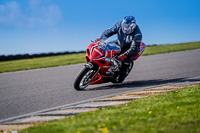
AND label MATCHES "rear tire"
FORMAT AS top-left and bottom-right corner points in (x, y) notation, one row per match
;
(74, 67), (96, 91)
